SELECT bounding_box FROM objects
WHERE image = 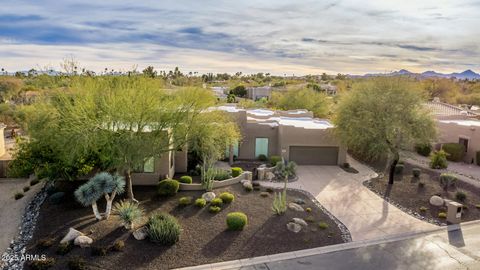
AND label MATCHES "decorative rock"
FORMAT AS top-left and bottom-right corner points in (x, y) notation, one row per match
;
(292, 218), (308, 227)
(133, 227), (148, 240)
(429, 195), (444, 207)
(293, 198), (306, 205)
(74, 235), (93, 248)
(265, 172), (275, 181)
(243, 181), (253, 189)
(201, 192), (216, 202)
(286, 222), (302, 233)
(60, 228), (84, 244)
(288, 202), (304, 212)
